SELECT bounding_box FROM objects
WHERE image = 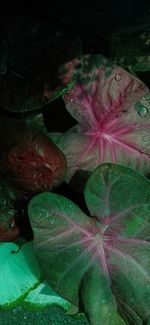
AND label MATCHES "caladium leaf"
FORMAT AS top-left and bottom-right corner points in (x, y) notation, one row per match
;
(85, 164), (150, 323)
(56, 54), (150, 182)
(28, 193), (92, 305)
(115, 297), (144, 325)
(23, 280), (73, 311)
(0, 241), (42, 309)
(28, 191), (125, 324)
(85, 163), (150, 238)
(28, 164), (150, 324)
